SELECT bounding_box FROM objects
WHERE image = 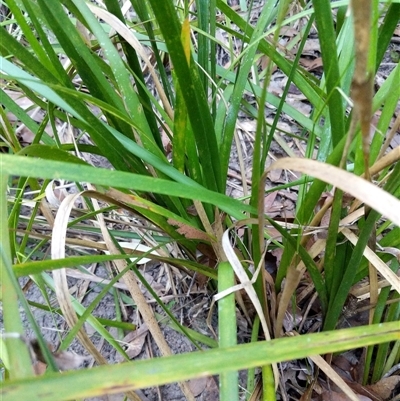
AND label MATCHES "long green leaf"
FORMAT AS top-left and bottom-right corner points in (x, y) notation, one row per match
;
(1, 321), (399, 401)
(0, 154), (252, 219)
(219, 0), (278, 184)
(0, 36), (145, 173)
(0, 176), (33, 378)
(312, 0), (346, 147)
(218, 261), (238, 401)
(147, 0), (222, 192)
